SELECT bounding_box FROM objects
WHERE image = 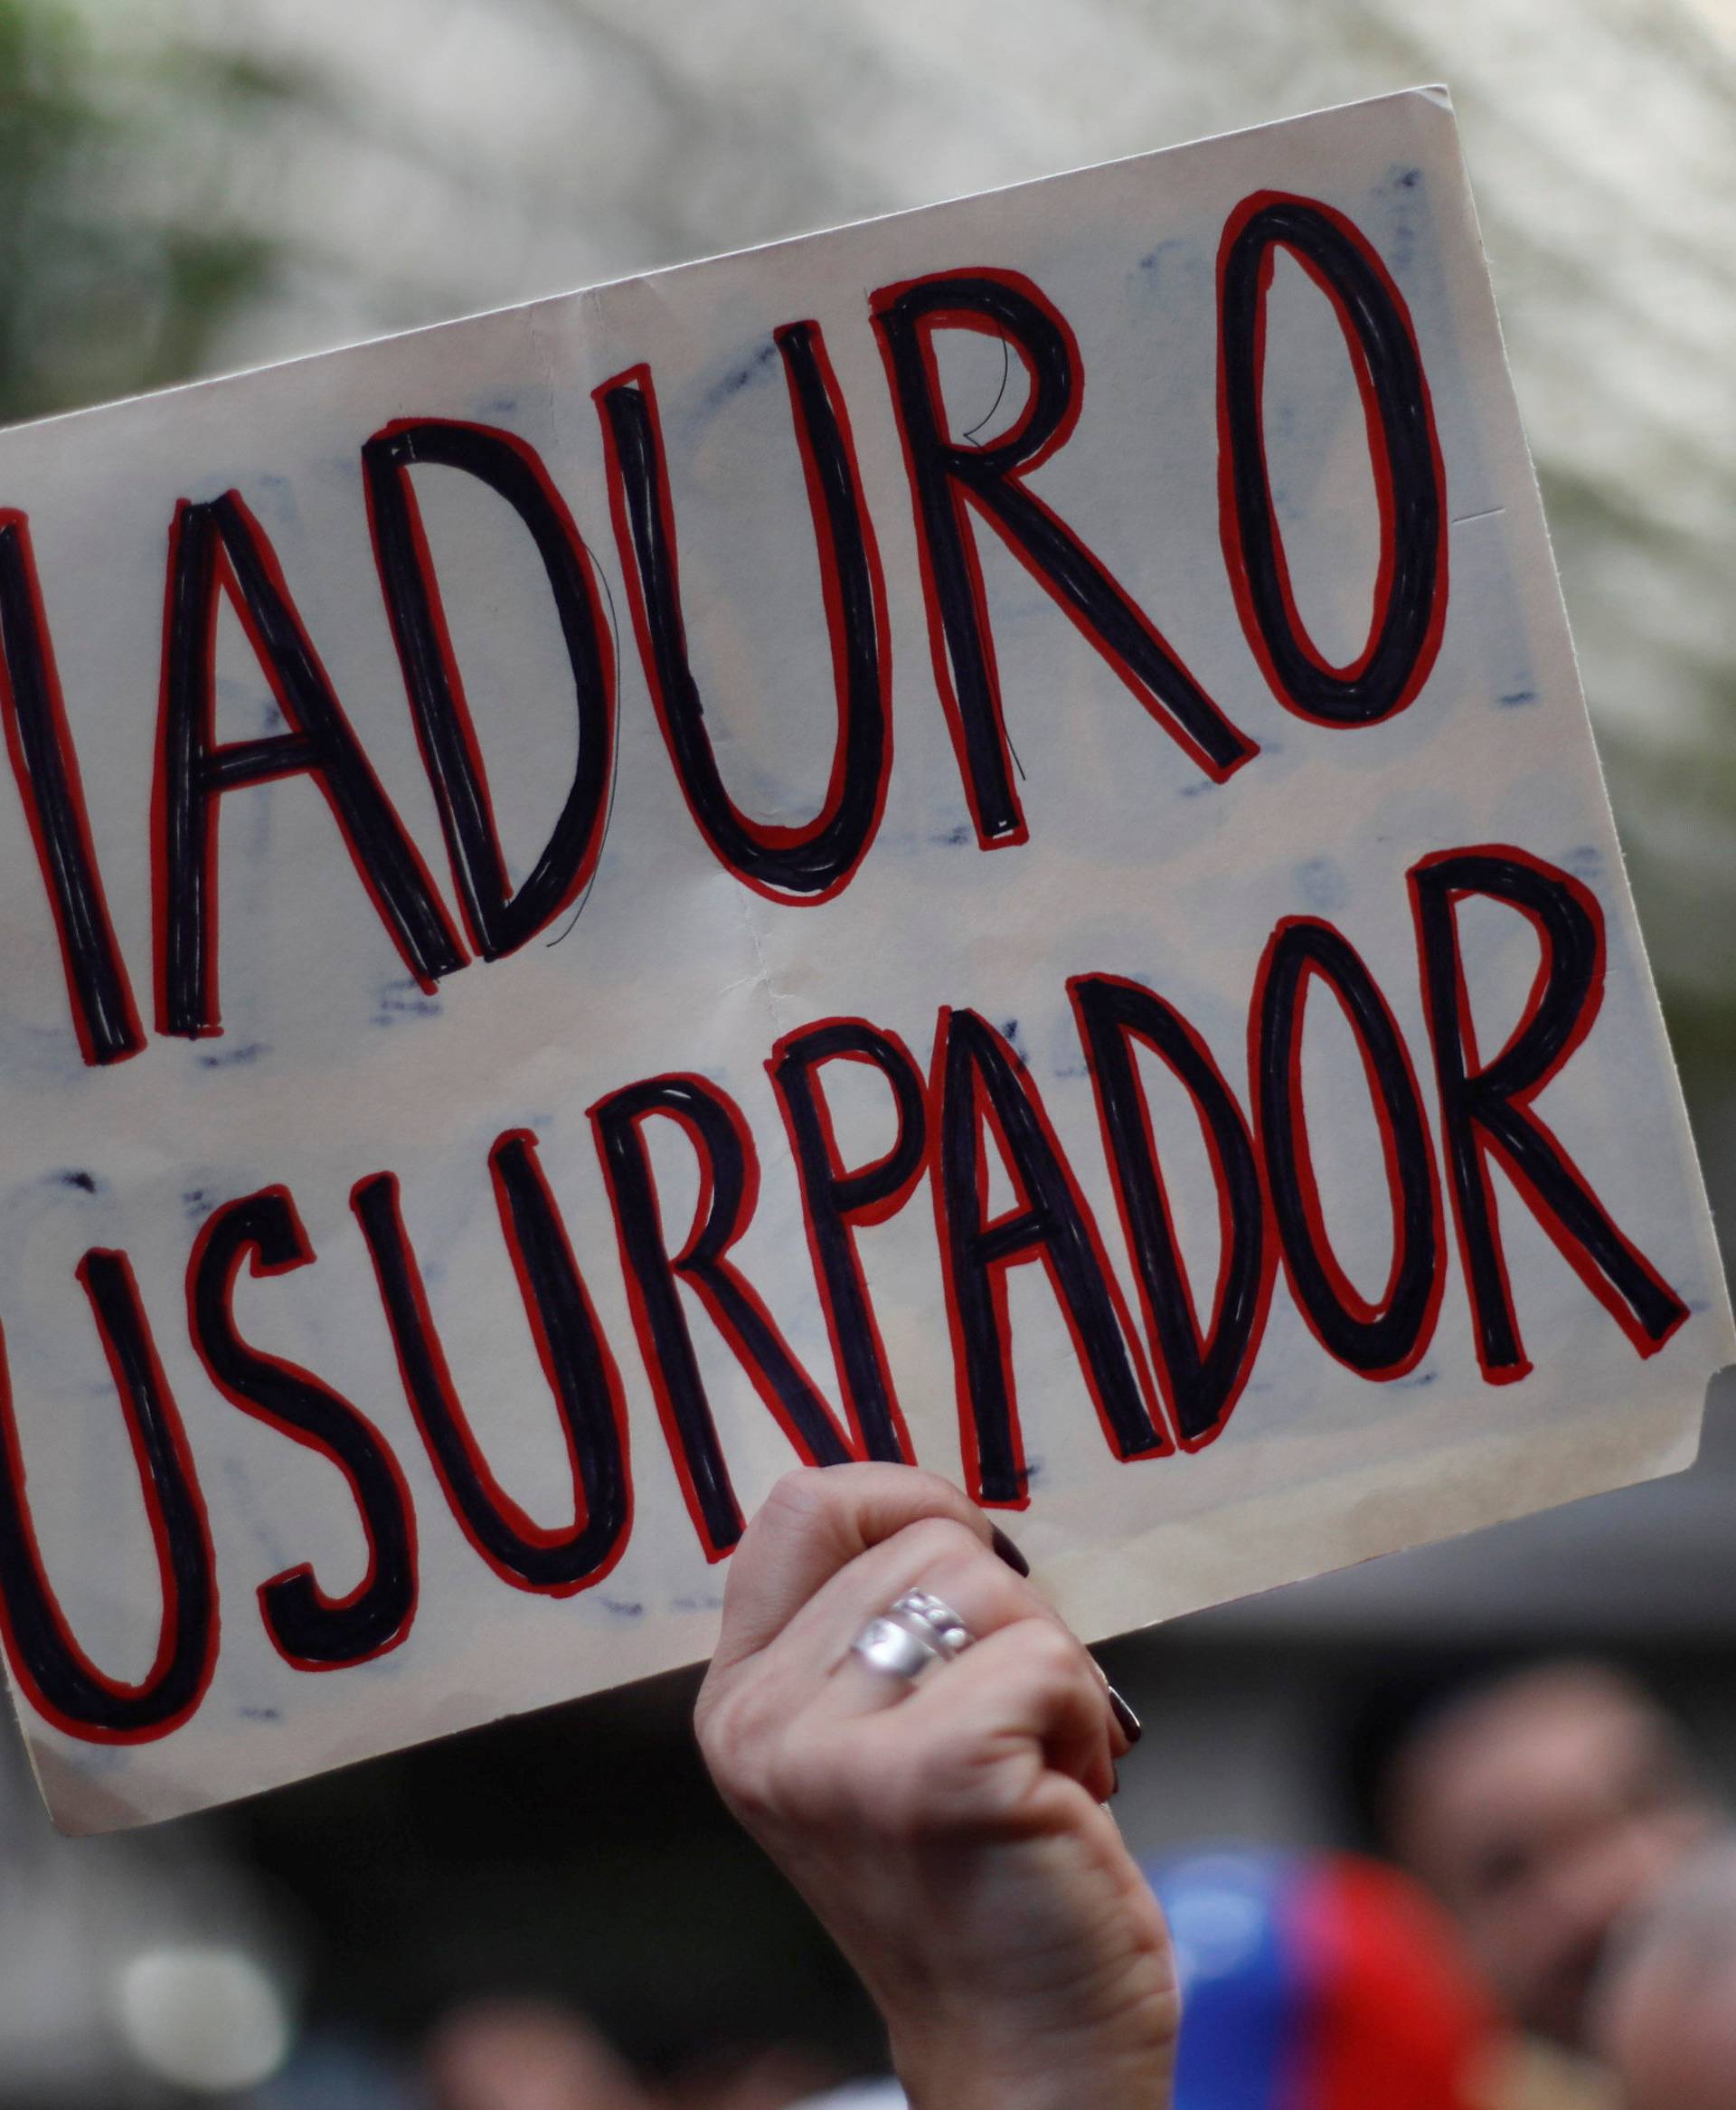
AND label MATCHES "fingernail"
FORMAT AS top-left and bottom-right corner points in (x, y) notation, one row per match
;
(1110, 1763), (1122, 1798)
(1106, 1684), (1143, 1745)
(989, 1526), (1030, 1576)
